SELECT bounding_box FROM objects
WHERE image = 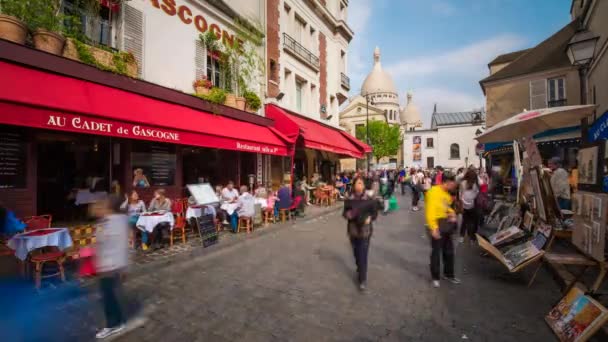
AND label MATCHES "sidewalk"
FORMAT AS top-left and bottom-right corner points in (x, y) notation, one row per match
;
(126, 203), (343, 279)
